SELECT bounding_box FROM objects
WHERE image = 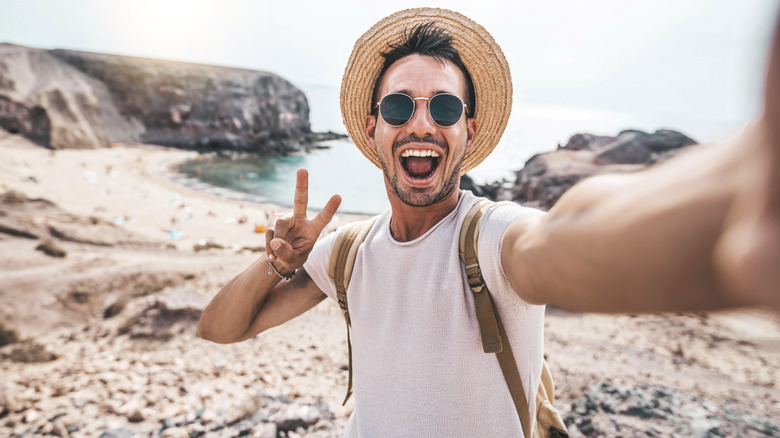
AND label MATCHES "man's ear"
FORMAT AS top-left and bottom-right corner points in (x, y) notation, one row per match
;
(365, 115), (377, 149)
(465, 117), (477, 152)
